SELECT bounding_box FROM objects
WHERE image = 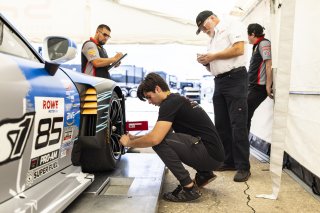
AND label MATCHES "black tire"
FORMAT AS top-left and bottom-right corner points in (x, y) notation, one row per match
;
(129, 88), (137, 98)
(80, 90), (125, 172)
(107, 91), (125, 165)
(121, 88), (128, 97)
